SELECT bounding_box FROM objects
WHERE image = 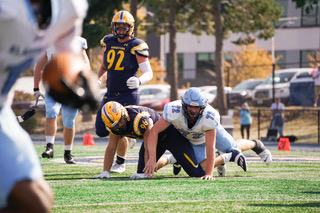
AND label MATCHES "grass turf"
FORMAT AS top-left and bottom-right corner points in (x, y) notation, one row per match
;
(35, 144), (320, 213)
